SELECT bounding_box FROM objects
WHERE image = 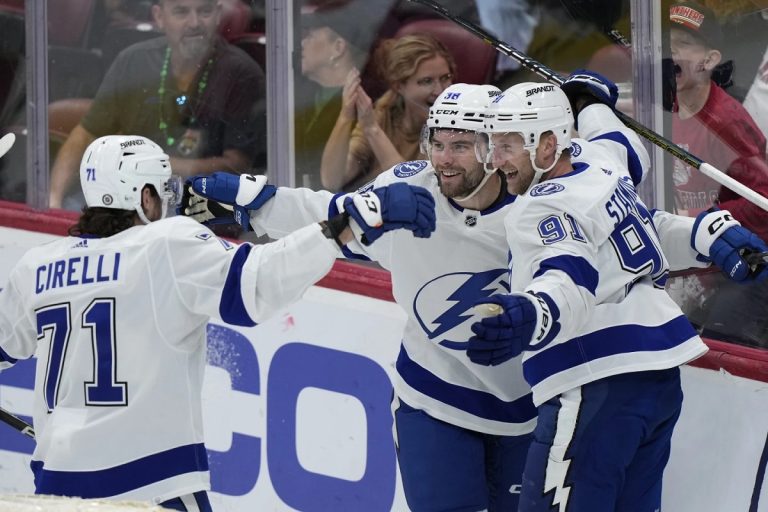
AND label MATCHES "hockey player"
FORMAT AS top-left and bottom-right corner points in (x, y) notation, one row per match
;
(182, 83), (539, 512)
(467, 72), (768, 511)
(0, 135), (435, 510)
